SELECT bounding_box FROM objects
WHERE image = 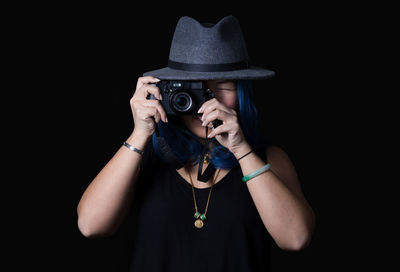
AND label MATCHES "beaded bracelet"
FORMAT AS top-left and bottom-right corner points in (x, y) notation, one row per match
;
(242, 163), (271, 183)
